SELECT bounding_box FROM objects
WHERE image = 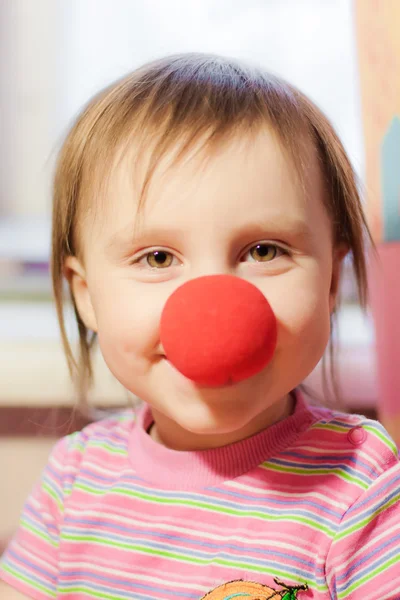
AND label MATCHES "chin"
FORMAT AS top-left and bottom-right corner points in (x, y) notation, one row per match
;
(173, 401), (259, 436)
